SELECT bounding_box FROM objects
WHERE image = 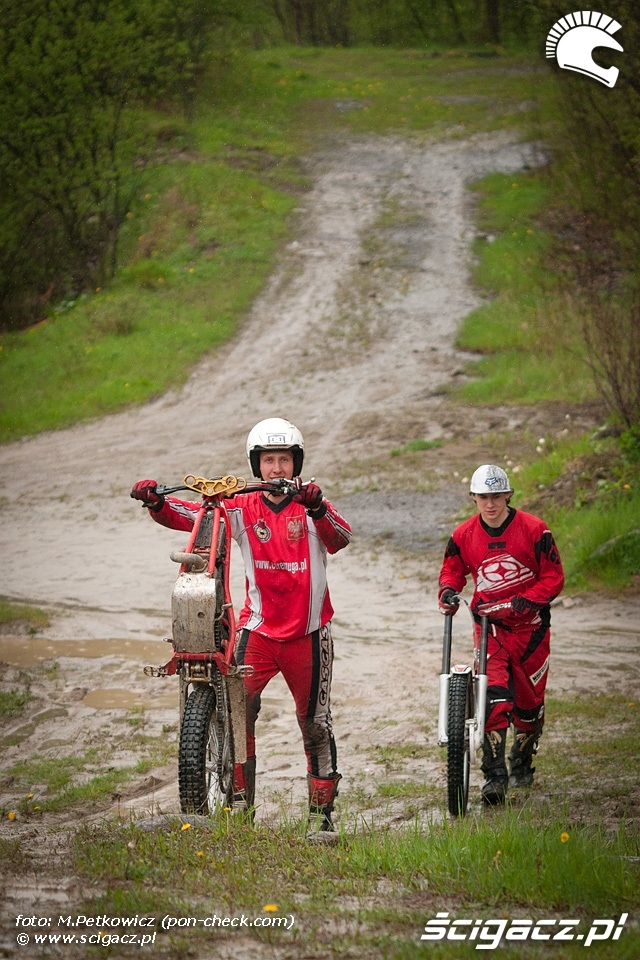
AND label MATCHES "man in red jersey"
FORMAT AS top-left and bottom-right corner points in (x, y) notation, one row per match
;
(437, 464), (564, 806)
(131, 418), (351, 833)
